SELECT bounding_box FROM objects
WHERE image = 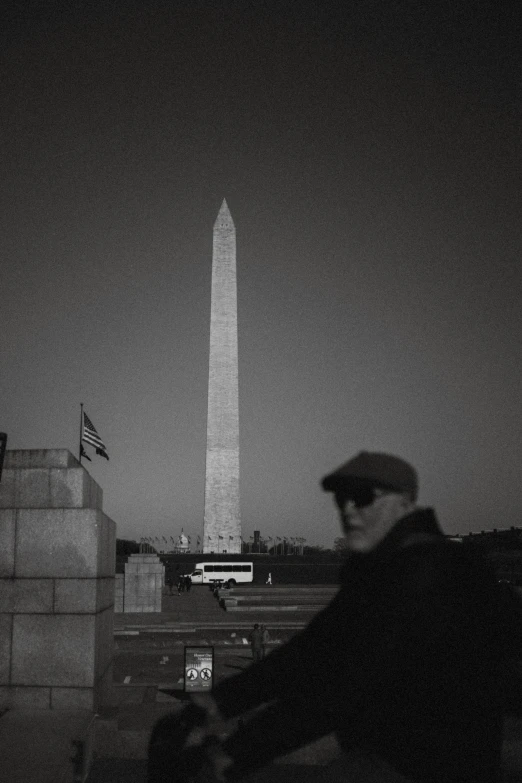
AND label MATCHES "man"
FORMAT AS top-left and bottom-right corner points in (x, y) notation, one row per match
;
(260, 625), (270, 660)
(248, 623), (264, 663)
(149, 452), (522, 783)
